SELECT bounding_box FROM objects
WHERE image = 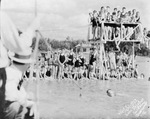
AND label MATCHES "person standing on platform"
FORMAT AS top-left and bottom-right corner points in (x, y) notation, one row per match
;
(3, 51), (37, 119)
